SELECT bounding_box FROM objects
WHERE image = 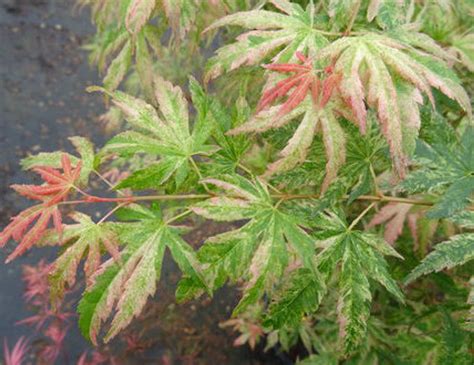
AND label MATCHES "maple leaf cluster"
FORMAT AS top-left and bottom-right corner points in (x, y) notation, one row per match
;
(0, 154), (81, 262)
